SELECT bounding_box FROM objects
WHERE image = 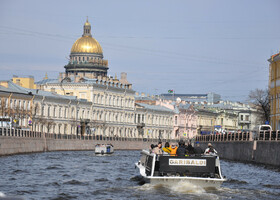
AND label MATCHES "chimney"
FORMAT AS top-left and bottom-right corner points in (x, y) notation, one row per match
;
(120, 72), (129, 84)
